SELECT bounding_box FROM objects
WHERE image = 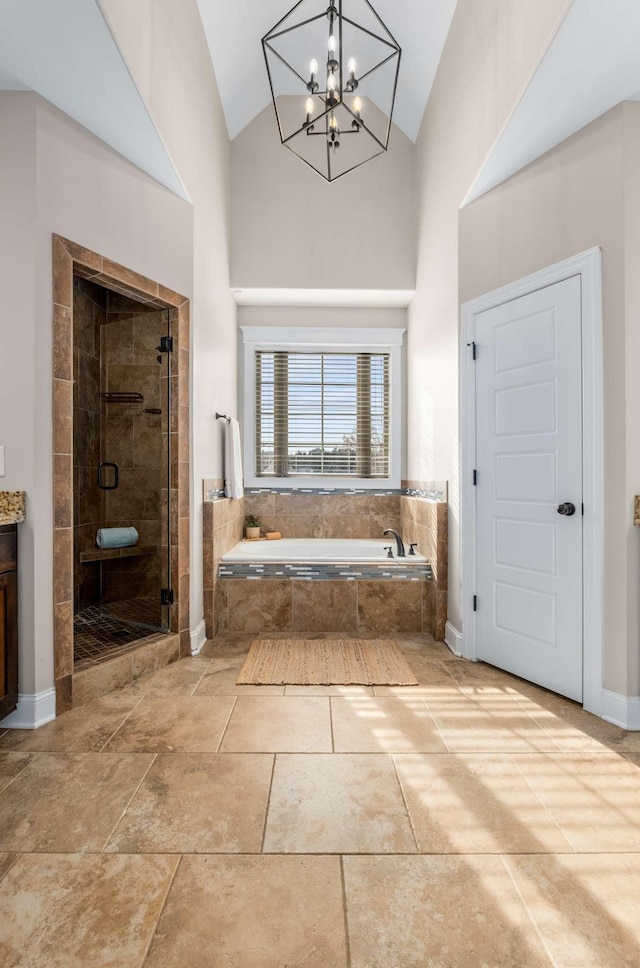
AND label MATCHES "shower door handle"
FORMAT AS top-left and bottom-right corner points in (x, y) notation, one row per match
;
(98, 462), (119, 490)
